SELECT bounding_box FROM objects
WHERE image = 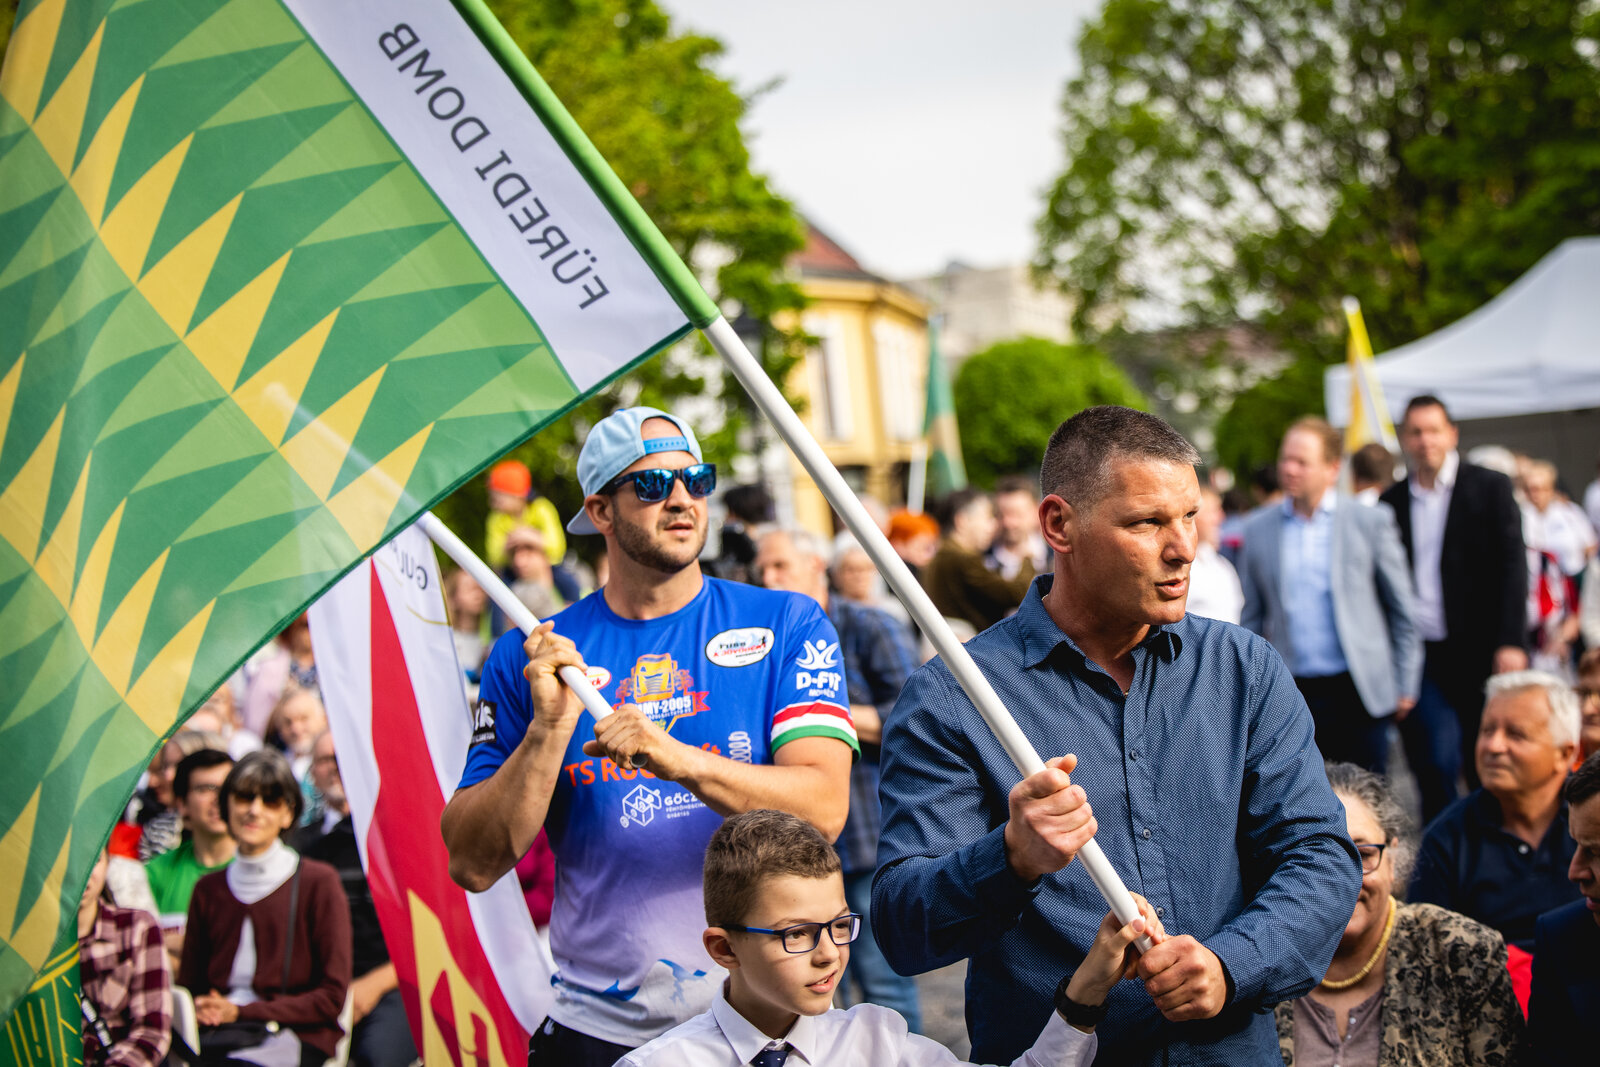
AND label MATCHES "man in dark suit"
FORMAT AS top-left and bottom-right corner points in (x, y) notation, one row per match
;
(1529, 751), (1600, 1062)
(1380, 395), (1528, 822)
(1238, 417), (1421, 773)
